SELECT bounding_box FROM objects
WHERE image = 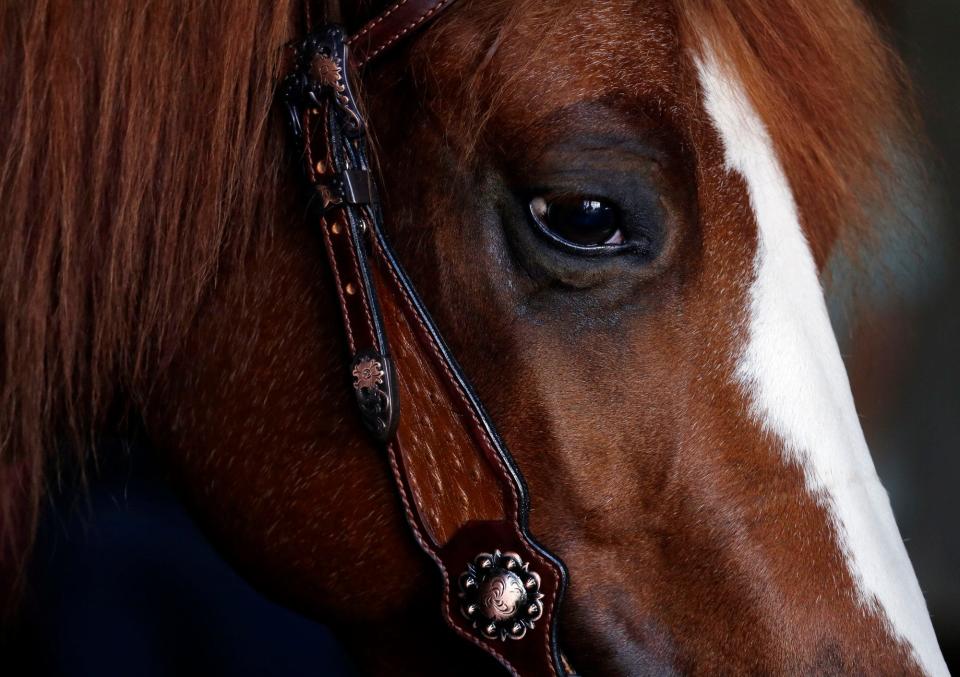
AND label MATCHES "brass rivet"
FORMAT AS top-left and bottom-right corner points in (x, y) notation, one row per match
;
(345, 282), (357, 295)
(314, 160), (326, 175)
(330, 222), (342, 235)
